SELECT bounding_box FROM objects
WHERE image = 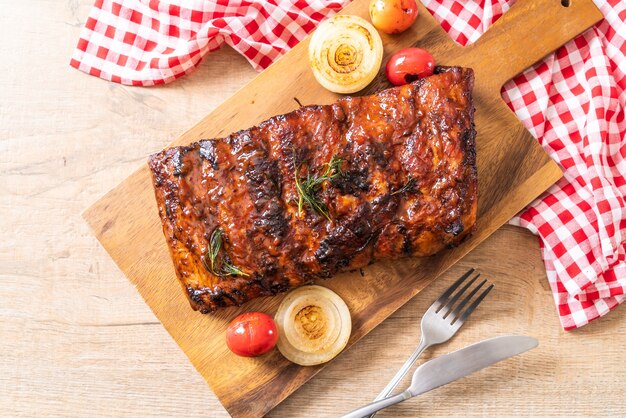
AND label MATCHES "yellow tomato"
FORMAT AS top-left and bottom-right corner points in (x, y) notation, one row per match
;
(369, 0), (419, 34)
